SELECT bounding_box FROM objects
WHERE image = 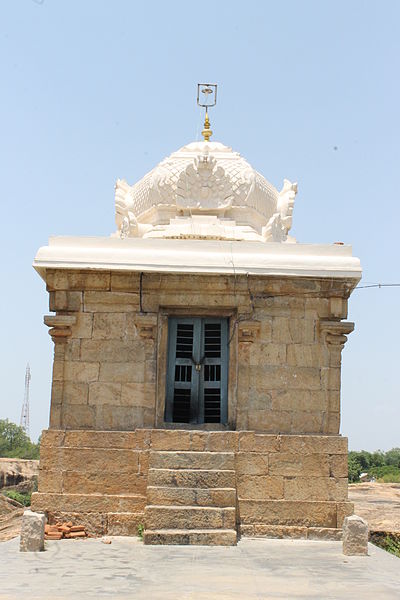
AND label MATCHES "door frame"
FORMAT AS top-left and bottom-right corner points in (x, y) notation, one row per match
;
(164, 317), (229, 425)
(155, 307), (238, 430)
